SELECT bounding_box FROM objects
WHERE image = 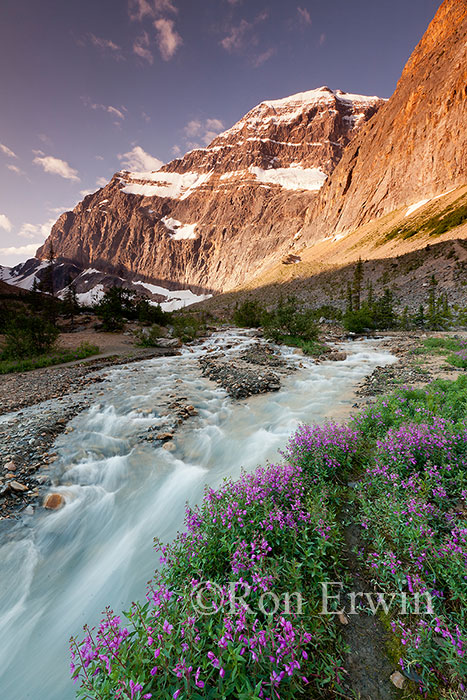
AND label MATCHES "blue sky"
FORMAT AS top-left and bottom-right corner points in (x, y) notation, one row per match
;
(0, 0), (440, 266)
